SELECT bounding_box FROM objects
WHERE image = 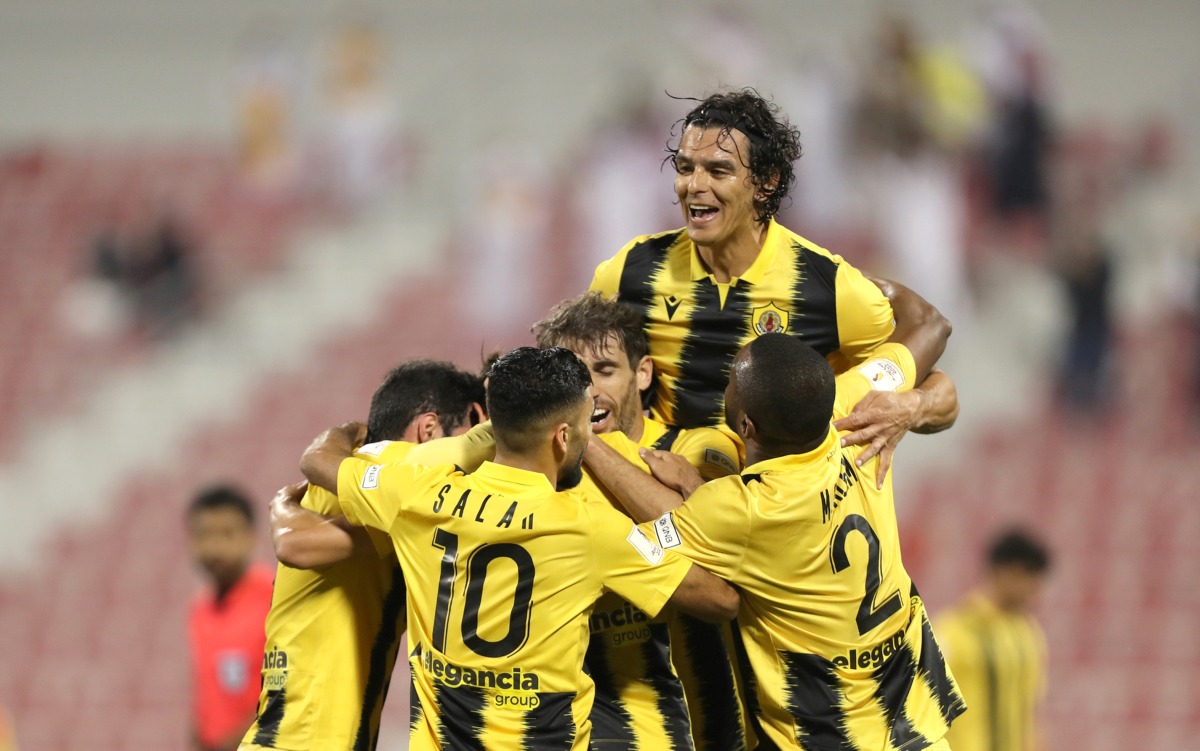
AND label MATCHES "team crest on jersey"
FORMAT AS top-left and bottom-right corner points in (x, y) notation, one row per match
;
(753, 302), (789, 336)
